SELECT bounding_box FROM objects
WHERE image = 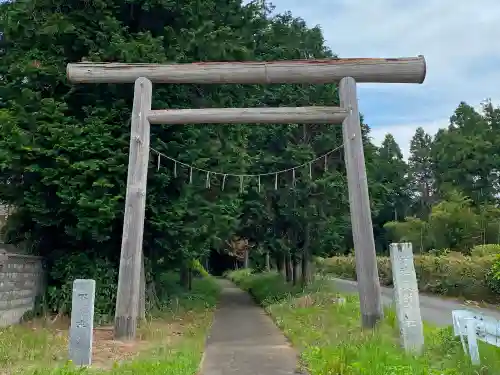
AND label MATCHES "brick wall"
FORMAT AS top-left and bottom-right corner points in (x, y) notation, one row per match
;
(0, 245), (45, 327)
